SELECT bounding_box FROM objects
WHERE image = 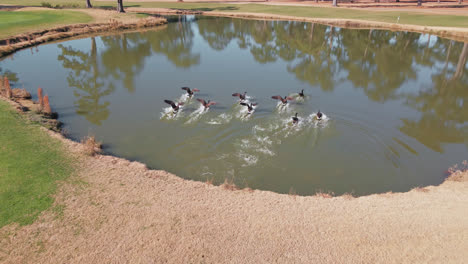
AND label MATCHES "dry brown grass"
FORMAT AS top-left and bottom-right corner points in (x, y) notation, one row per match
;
(411, 186), (430, 193)
(3, 76), (11, 99)
(37, 87), (44, 109)
(42, 95), (52, 115)
(222, 178), (238, 191)
(11, 88), (32, 99)
(446, 160), (468, 182)
(315, 190), (334, 198)
(342, 192), (355, 200)
(81, 136), (102, 156)
(288, 187), (297, 200)
(205, 177), (214, 186)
